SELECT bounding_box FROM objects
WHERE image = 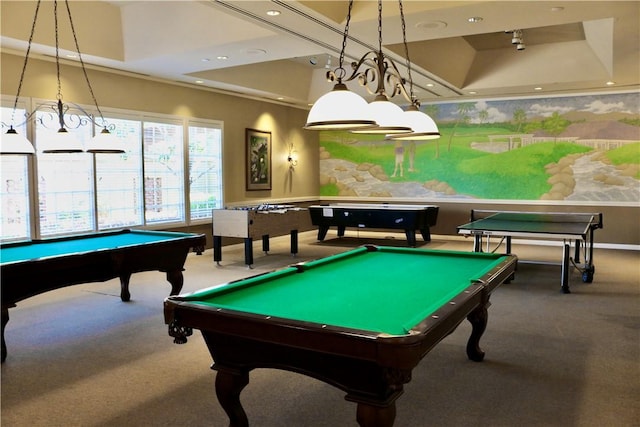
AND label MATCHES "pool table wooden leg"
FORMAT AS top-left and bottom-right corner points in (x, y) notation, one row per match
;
(166, 269), (184, 296)
(215, 368), (250, 427)
(1, 306), (9, 363)
(119, 272), (132, 302)
(356, 402), (396, 427)
(466, 302), (488, 362)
